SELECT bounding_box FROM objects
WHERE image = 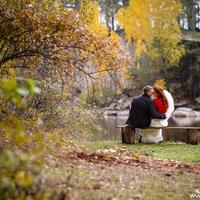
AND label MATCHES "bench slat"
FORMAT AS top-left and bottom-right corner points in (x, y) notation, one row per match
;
(151, 127), (200, 130)
(118, 125), (200, 145)
(116, 125), (200, 130)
